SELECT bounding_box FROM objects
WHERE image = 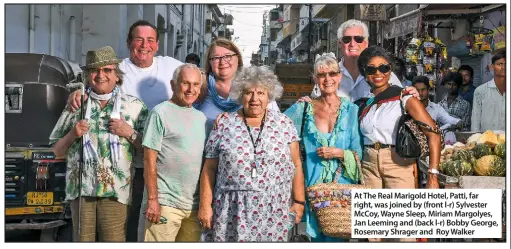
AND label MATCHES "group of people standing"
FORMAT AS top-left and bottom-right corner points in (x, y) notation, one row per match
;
(48, 17), (505, 243)
(424, 55), (506, 144)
